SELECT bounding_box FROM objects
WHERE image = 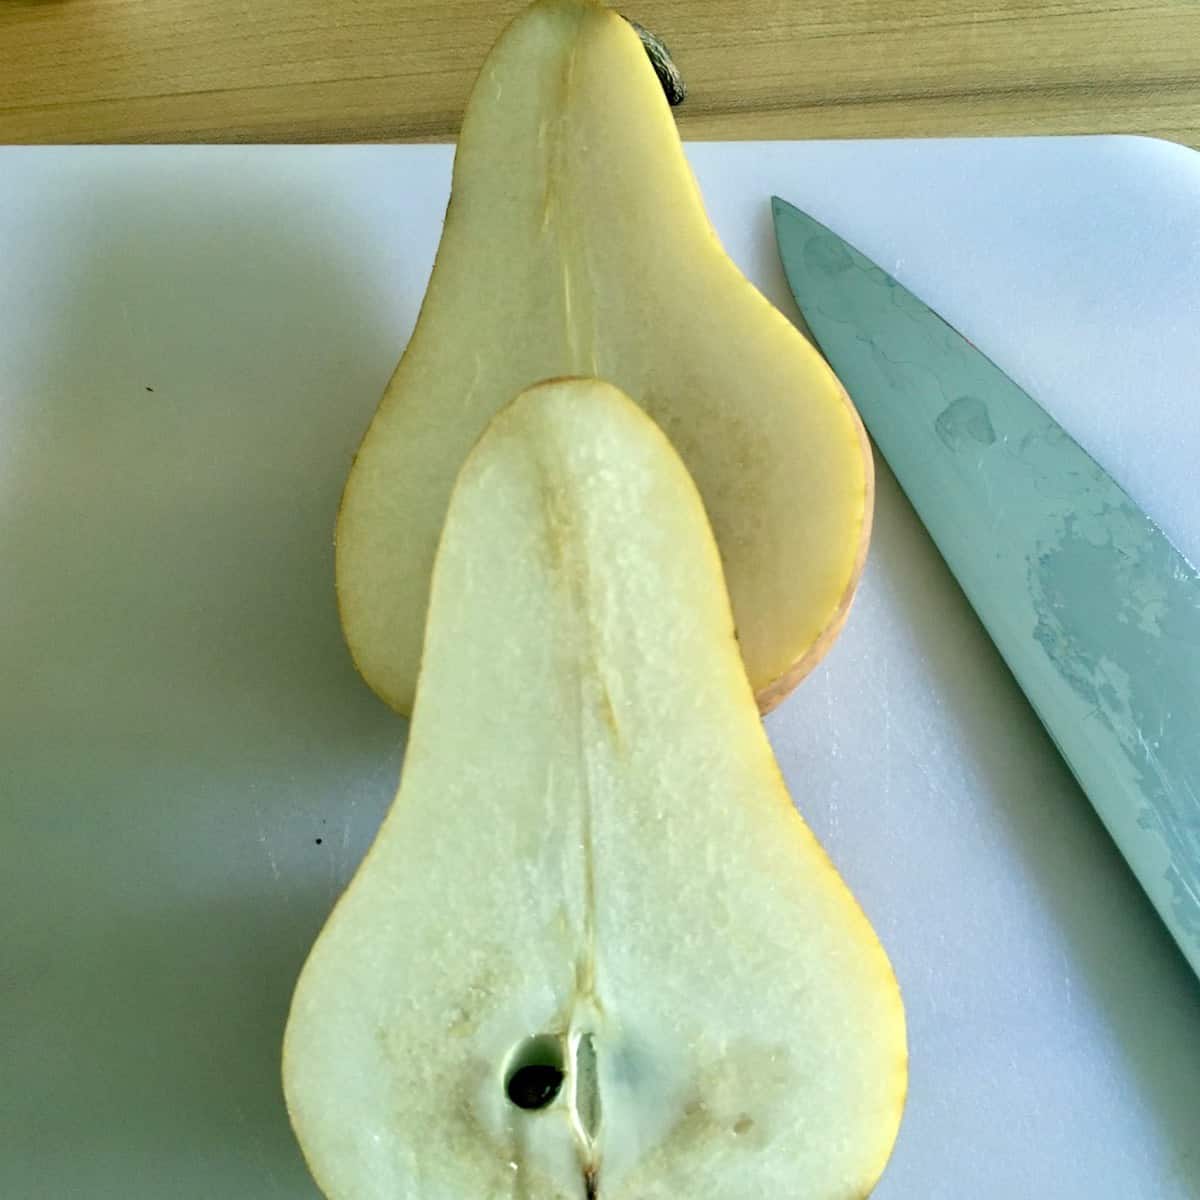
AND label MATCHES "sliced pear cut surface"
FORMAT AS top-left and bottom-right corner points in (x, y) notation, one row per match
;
(336, 0), (873, 715)
(286, 379), (905, 1200)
